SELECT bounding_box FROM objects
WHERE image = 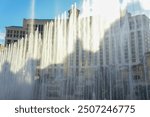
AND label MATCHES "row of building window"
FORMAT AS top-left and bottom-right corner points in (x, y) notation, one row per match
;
(7, 34), (25, 38)
(129, 16), (146, 30)
(7, 30), (25, 34)
(7, 30), (25, 38)
(27, 24), (44, 32)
